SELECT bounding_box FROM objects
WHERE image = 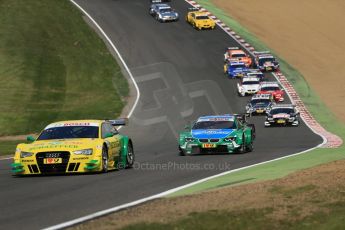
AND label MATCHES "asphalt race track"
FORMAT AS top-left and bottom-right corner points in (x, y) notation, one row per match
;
(0, 0), (322, 229)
